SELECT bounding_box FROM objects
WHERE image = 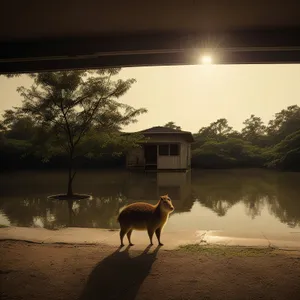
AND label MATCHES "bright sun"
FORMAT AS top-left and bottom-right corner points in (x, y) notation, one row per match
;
(200, 55), (212, 65)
